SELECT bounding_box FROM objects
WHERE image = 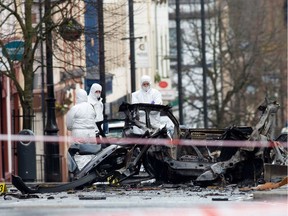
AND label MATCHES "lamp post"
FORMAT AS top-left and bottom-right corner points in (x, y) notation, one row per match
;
(200, 0), (208, 128)
(0, 77), (4, 179)
(98, 0), (106, 106)
(44, 0), (61, 182)
(176, 0), (184, 125)
(128, 0), (136, 93)
(39, 0), (46, 134)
